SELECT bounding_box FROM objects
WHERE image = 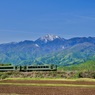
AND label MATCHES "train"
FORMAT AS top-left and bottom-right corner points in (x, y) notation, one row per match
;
(0, 64), (57, 72)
